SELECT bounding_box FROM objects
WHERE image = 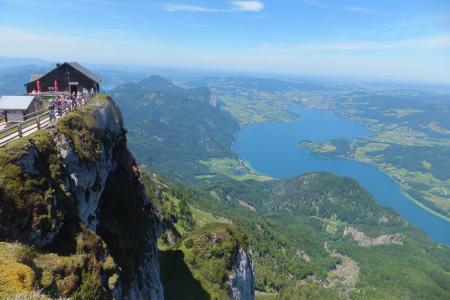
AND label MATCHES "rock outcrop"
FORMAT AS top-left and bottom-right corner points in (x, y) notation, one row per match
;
(344, 226), (403, 247)
(229, 246), (255, 300)
(174, 223), (255, 300)
(0, 94), (163, 299)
